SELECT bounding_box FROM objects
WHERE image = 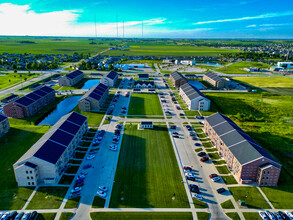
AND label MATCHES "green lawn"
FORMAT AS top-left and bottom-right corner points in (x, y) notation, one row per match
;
(128, 93), (163, 116)
(221, 199), (235, 209)
(110, 125), (189, 208)
(196, 212), (210, 220)
(36, 213), (56, 220)
(26, 187), (68, 209)
(0, 73), (40, 90)
(92, 196), (105, 208)
(193, 199), (208, 208)
(52, 78), (95, 91)
(65, 196), (80, 208)
(228, 187), (270, 209)
(243, 212), (262, 220)
(218, 62), (271, 74)
(212, 160), (226, 165)
(65, 165), (80, 174)
(73, 106), (105, 127)
(91, 212), (193, 220)
(206, 148), (218, 152)
(226, 212), (241, 220)
(261, 186), (293, 209)
(208, 152), (221, 160)
(216, 166), (231, 174)
(59, 213), (74, 220)
(58, 175), (74, 185)
(222, 175), (238, 185)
